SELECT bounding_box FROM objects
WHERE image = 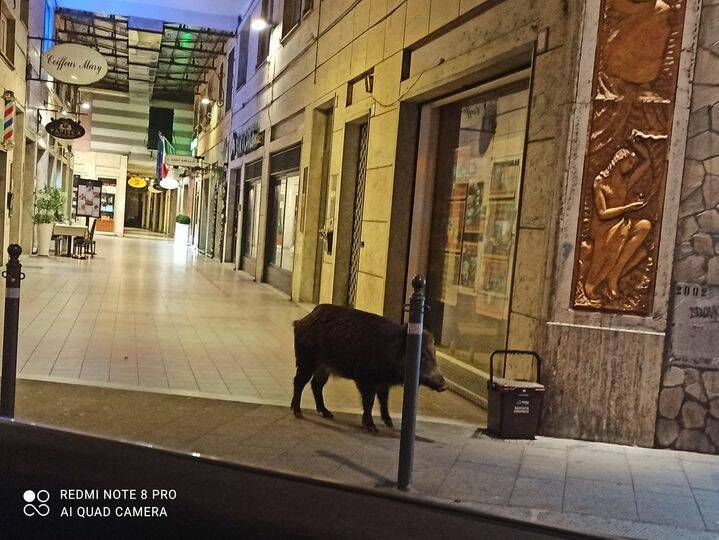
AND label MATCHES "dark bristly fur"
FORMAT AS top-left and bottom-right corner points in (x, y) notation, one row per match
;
(291, 304), (447, 431)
